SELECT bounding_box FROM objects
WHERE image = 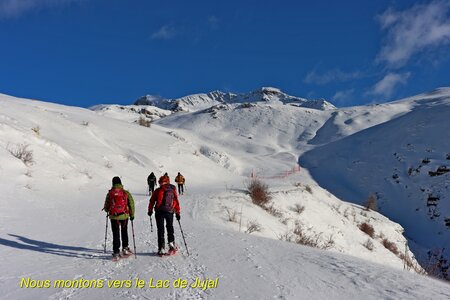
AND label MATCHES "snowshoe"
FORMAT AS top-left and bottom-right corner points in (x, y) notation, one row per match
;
(122, 247), (133, 258)
(168, 247), (178, 256)
(157, 248), (167, 257)
(168, 242), (178, 255)
(112, 252), (121, 262)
